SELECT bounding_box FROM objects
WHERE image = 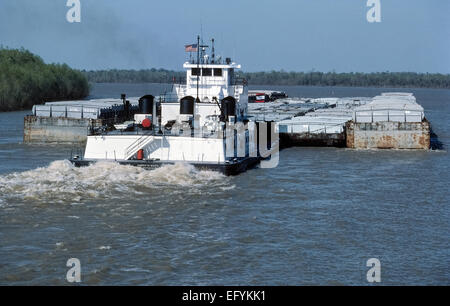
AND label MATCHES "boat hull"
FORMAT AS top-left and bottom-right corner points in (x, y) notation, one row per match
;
(69, 157), (260, 176)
